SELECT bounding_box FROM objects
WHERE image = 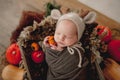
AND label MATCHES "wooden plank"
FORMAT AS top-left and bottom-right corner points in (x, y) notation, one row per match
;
(56, 0), (120, 29)
(19, 0), (120, 30)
